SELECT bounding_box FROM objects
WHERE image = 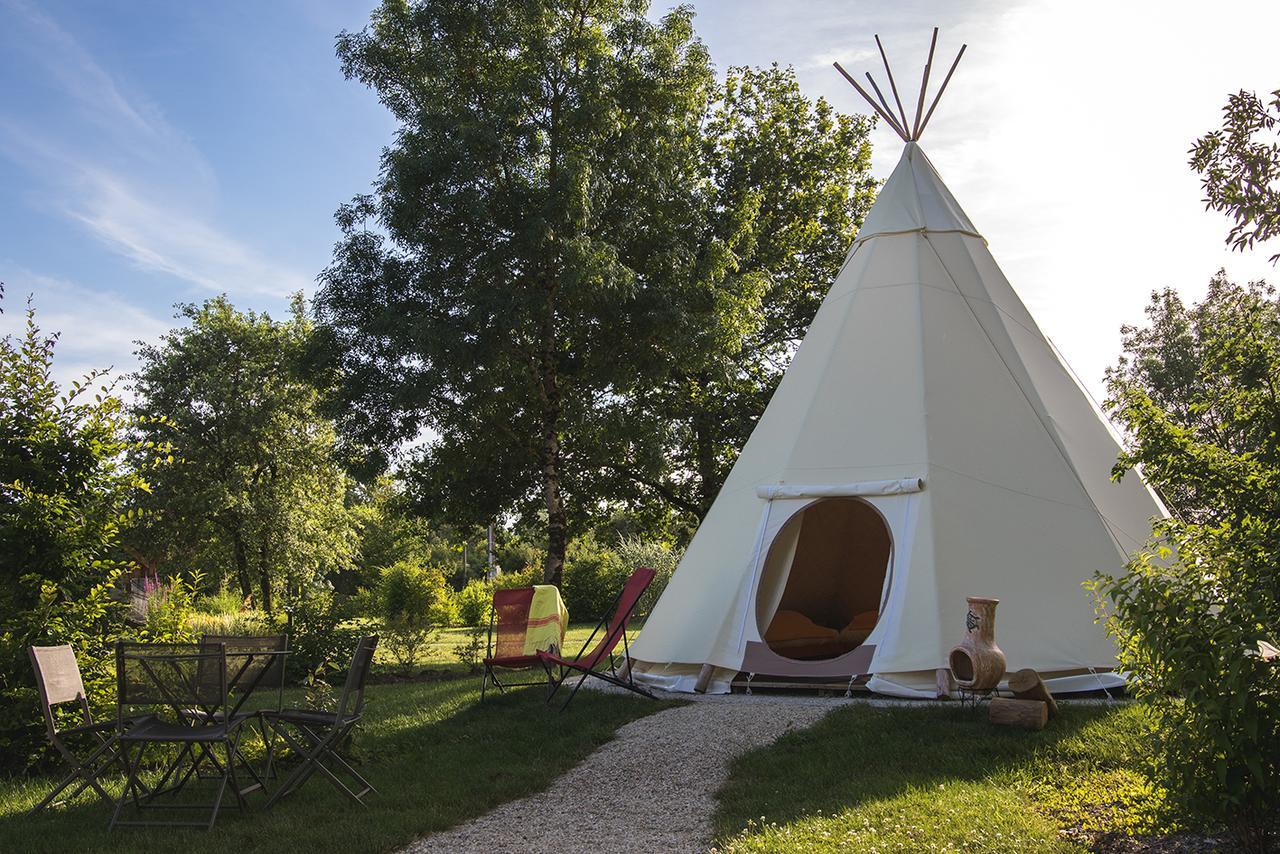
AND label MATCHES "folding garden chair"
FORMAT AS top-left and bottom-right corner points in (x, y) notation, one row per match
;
(182, 634), (287, 786)
(480, 586), (564, 700)
(538, 567), (657, 711)
(109, 641), (252, 830)
(262, 635), (379, 809)
(28, 644), (151, 814)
